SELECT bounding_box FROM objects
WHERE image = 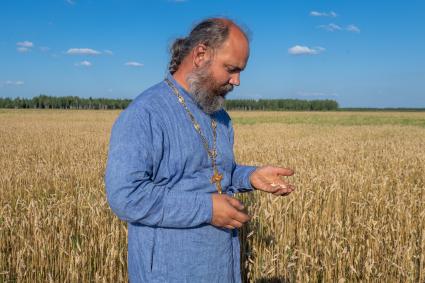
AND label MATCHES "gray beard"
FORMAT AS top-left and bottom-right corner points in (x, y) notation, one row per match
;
(186, 64), (234, 115)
